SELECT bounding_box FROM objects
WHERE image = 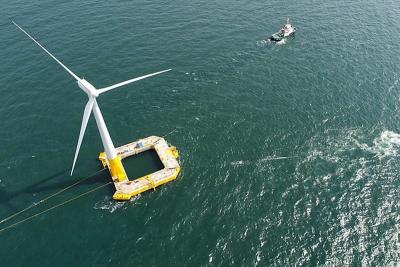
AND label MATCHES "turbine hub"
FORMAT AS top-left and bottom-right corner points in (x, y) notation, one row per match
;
(78, 79), (99, 98)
